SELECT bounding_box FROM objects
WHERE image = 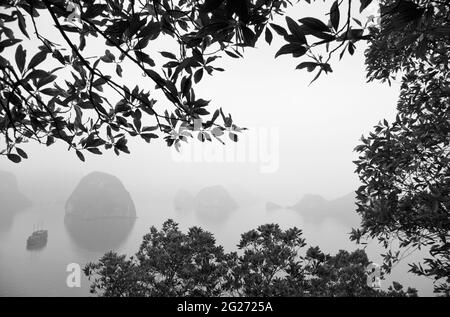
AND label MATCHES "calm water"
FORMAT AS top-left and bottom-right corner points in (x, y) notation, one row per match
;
(0, 199), (435, 296)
